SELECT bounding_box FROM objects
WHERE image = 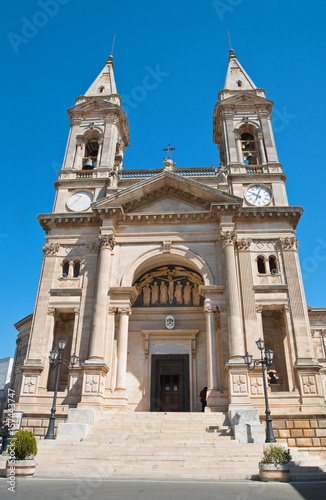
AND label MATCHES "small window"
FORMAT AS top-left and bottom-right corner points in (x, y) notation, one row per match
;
(62, 262), (69, 278)
(237, 80), (242, 87)
(269, 256), (277, 274)
(257, 257), (266, 274)
(73, 261), (80, 278)
(98, 86), (104, 93)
